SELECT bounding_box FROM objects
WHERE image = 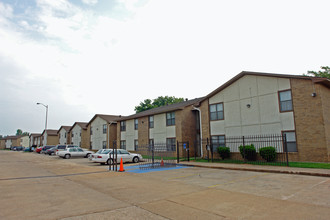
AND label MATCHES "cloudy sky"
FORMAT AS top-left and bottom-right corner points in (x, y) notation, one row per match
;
(0, 0), (329, 136)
